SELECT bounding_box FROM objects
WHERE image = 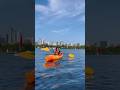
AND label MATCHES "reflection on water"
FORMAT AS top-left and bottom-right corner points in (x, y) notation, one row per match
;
(43, 62), (60, 69)
(24, 69), (35, 90)
(86, 55), (120, 90)
(68, 57), (75, 60)
(0, 54), (34, 90)
(35, 48), (85, 90)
